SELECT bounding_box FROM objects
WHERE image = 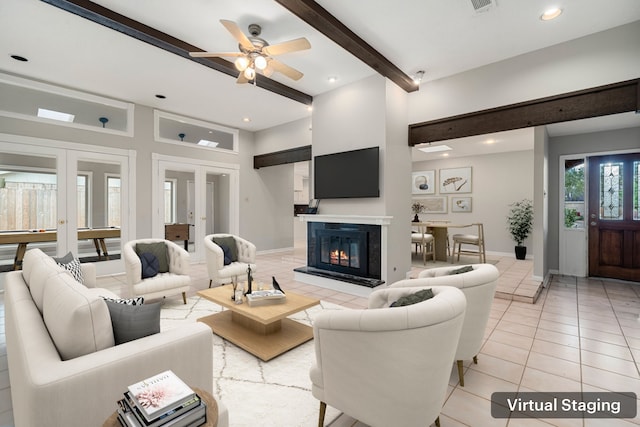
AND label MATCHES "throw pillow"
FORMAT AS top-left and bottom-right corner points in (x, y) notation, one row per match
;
(135, 242), (169, 273)
(390, 288), (435, 307)
(448, 265), (474, 275)
(139, 252), (160, 279)
(53, 252), (84, 284)
(101, 296), (145, 305)
(212, 236), (238, 262)
(220, 244), (233, 265)
(105, 300), (161, 345)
